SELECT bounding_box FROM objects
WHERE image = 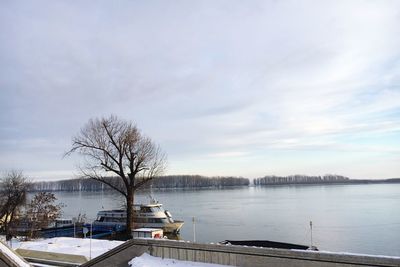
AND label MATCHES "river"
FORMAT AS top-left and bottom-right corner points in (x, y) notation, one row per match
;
(52, 183), (400, 256)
